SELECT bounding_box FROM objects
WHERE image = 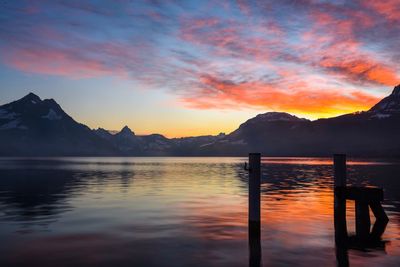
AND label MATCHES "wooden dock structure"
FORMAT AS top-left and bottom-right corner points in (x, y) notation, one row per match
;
(334, 154), (389, 266)
(245, 153), (389, 267)
(334, 154), (389, 241)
